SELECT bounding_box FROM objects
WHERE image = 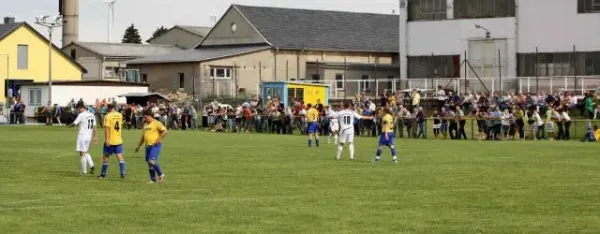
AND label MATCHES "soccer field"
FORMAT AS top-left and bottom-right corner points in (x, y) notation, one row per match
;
(0, 127), (599, 233)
